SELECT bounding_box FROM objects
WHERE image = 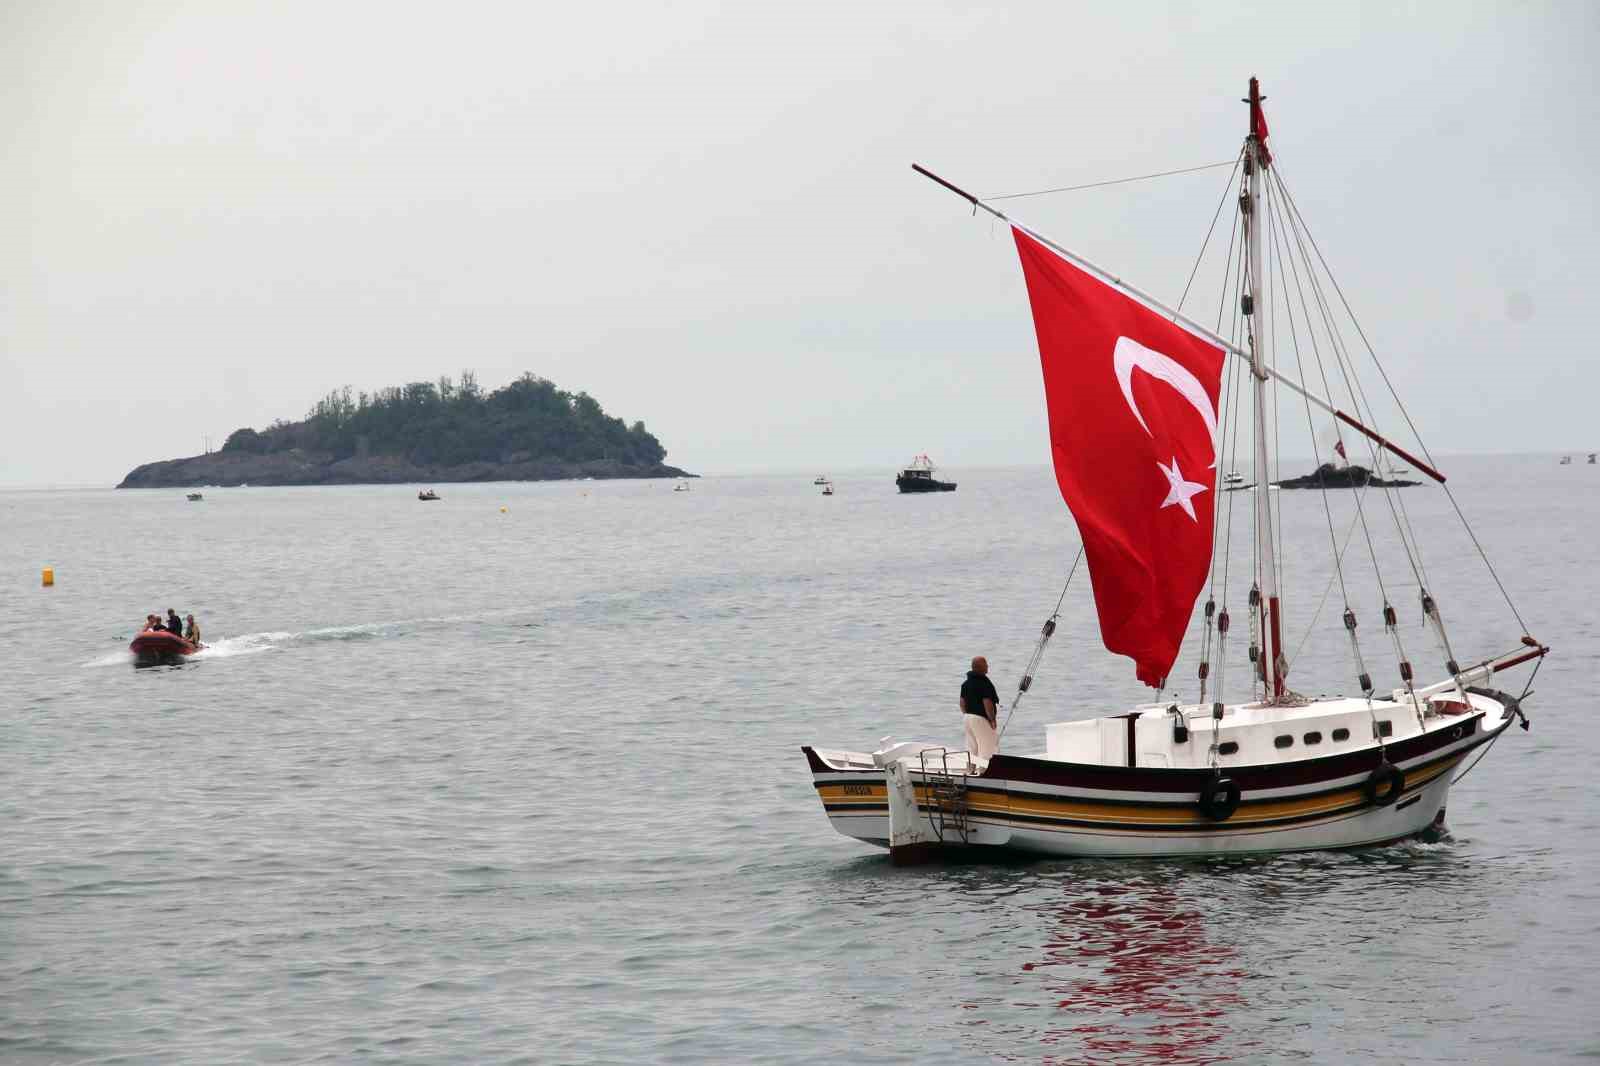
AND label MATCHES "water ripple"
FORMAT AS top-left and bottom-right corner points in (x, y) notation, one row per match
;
(3, 467), (1595, 1062)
